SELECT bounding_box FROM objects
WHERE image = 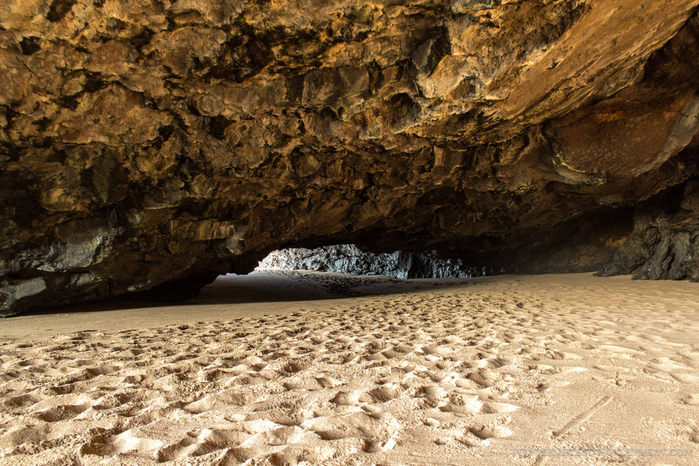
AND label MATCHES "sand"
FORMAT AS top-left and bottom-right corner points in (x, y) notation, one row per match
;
(0, 272), (698, 465)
